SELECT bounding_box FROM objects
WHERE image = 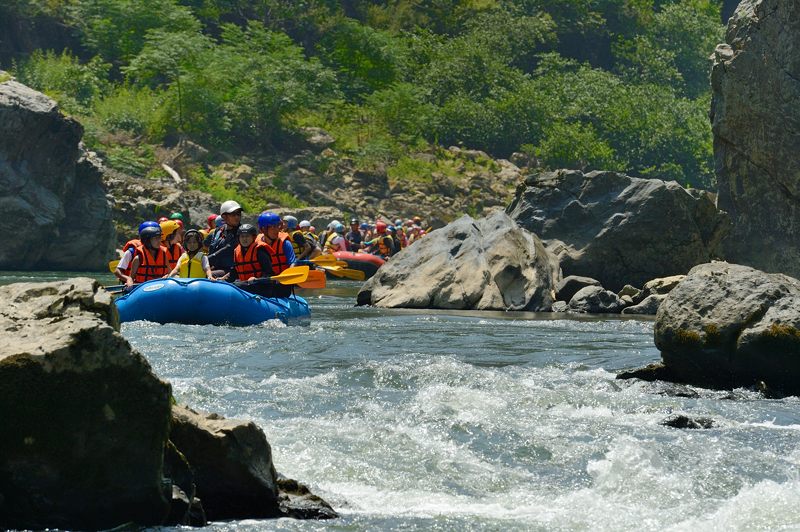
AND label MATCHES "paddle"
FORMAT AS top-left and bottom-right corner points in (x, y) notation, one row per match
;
(298, 269), (327, 289)
(234, 265), (310, 287)
(317, 265), (366, 281)
(105, 265), (311, 294)
(310, 255), (348, 267)
(108, 259), (119, 272)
